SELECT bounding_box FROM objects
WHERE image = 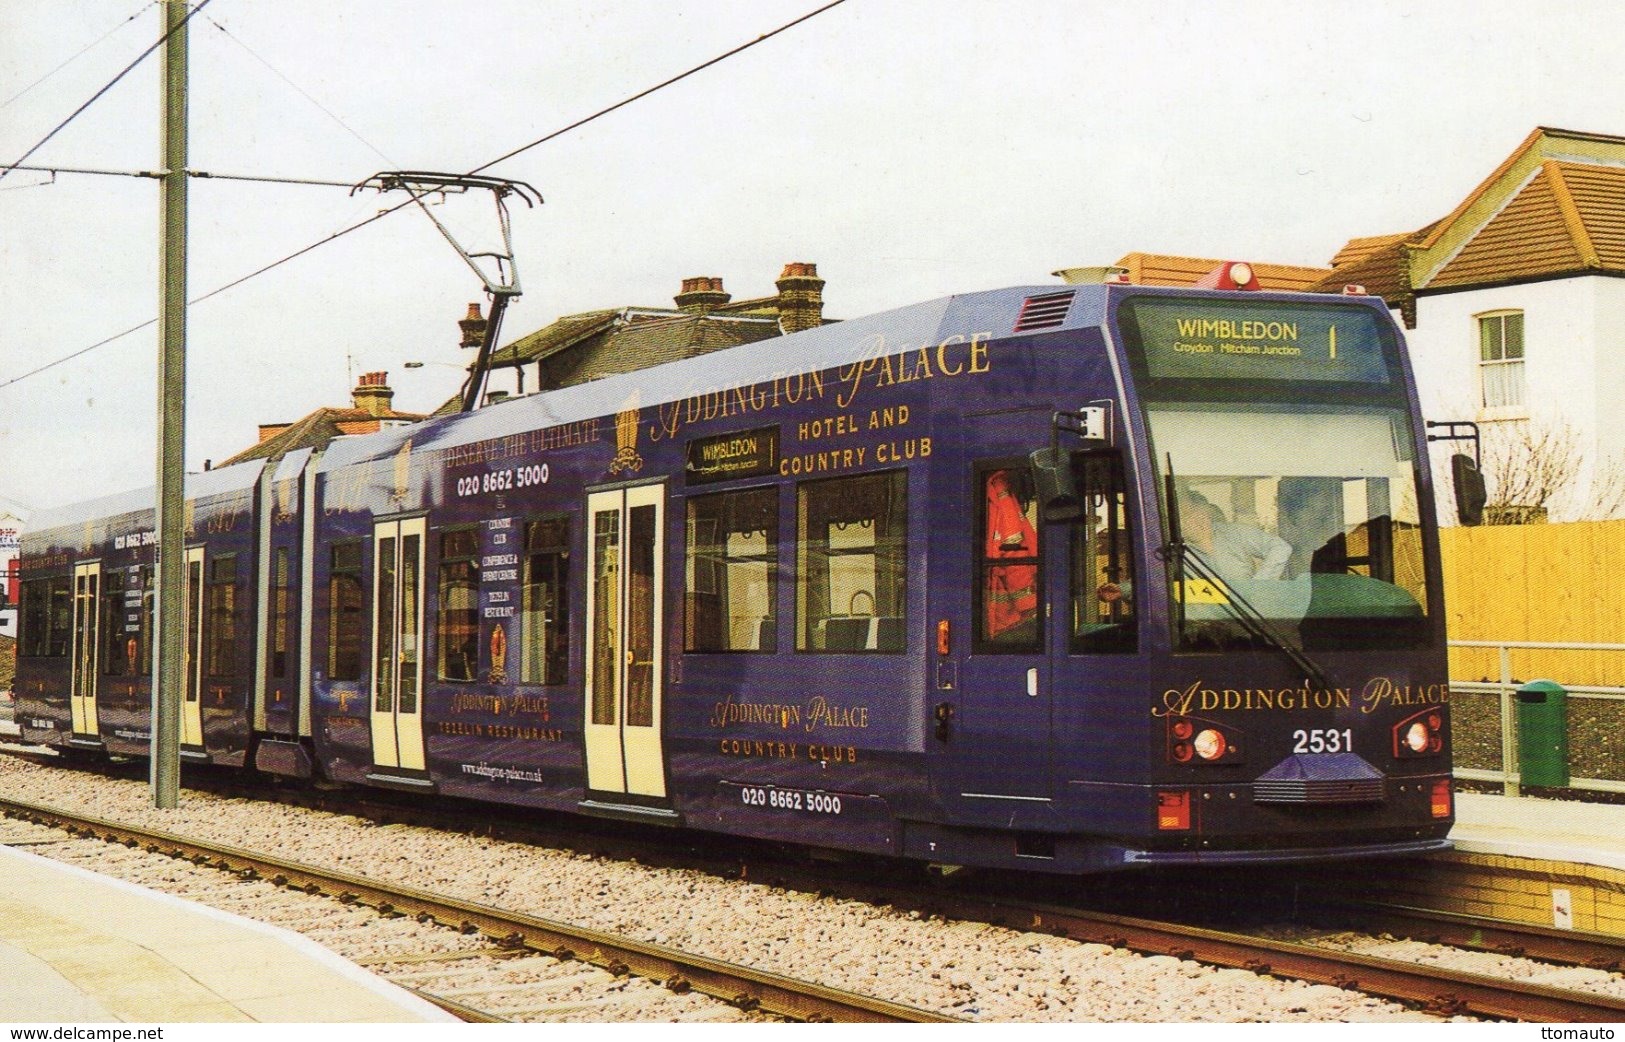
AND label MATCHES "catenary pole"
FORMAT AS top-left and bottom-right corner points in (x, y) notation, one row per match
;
(151, 0), (188, 808)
